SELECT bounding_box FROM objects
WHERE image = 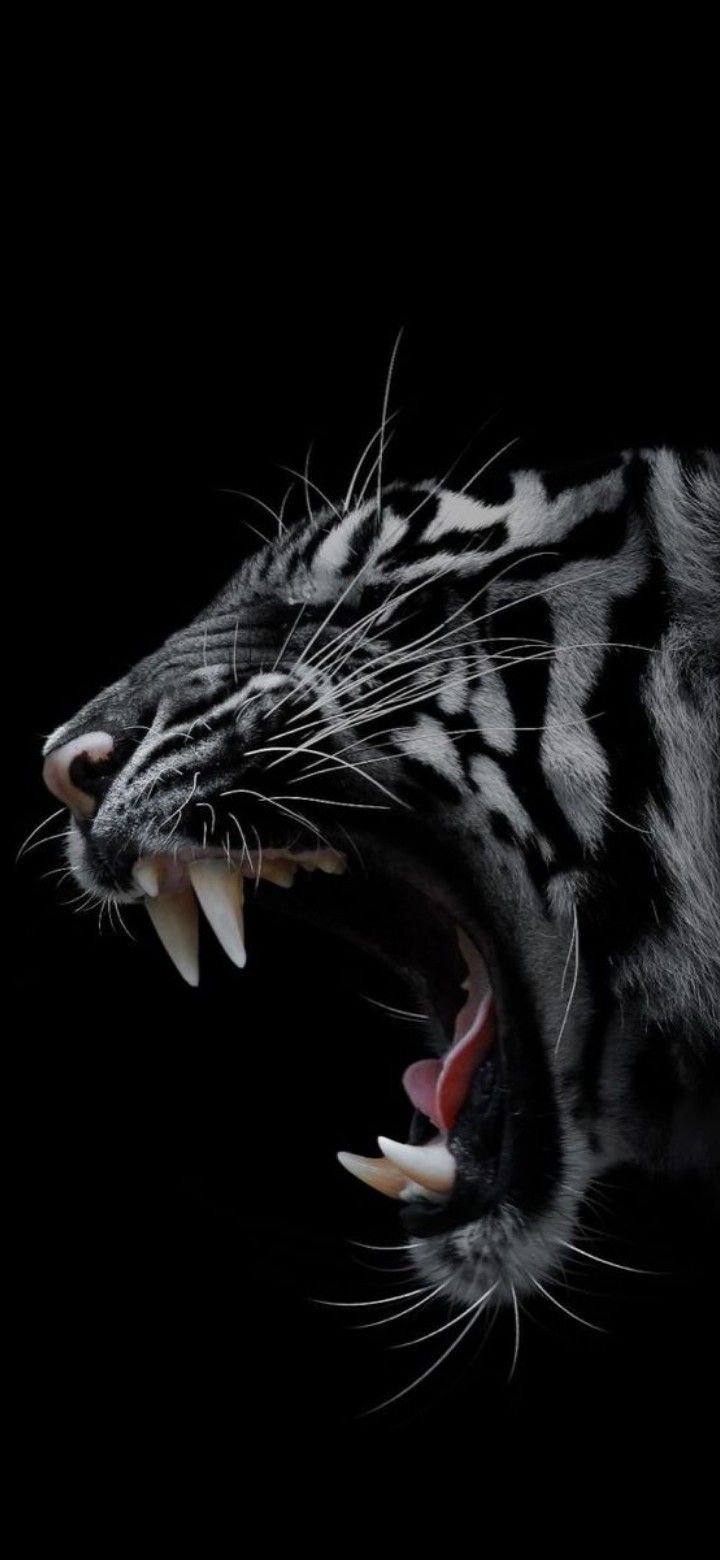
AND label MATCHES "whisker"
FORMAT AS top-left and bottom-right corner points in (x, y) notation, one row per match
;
(16, 807), (67, 862)
(16, 826), (72, 860)
(360, 1282), (497, 1417)
(555, 904), (580, 1055)
(360, 996), (429, 1022)
(348, 1240), (422, 1252)
(561, 1241), (659, 1277)
(354, 1281), (450, 1330)
(508, 1282), (521, 1380)
(343, 409), (402, 513)
(374, 327), (403, 527)
(530, 1276), (606, 1333)
(393, 1282), (498, 1349)
(311, 1284), (433, 1309)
